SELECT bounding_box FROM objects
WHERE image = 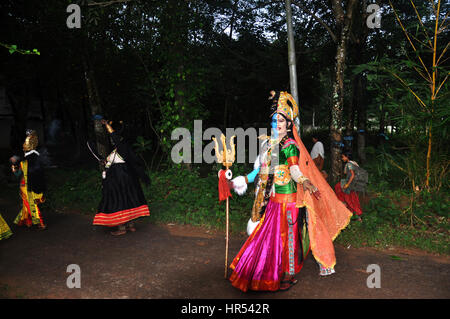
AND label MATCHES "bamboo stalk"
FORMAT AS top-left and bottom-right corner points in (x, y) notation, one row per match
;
(431, 0), (441, 100)
(426, 0), (441, 188)
(426, 124), (432, 188)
